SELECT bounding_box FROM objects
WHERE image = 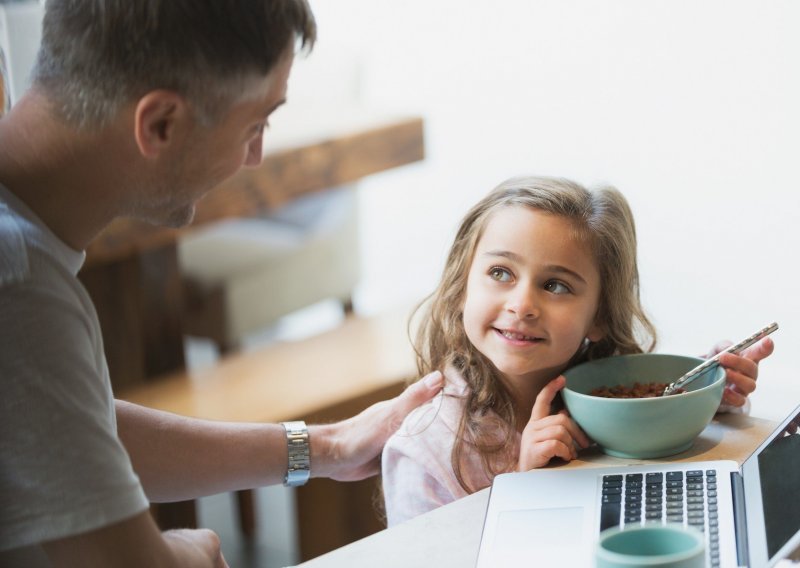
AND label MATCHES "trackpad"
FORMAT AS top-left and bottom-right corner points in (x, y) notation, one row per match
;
(492, 507), (584, 565)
